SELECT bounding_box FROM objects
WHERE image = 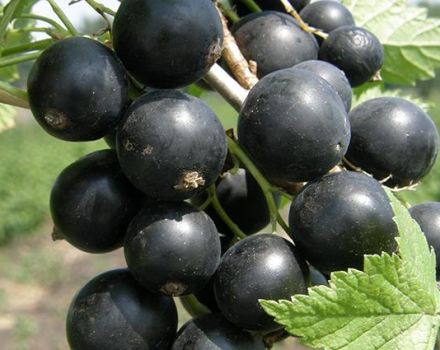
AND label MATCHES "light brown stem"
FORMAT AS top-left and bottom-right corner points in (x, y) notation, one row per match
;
(216, 5), (259, 89)
(279, 0), (328, 40)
